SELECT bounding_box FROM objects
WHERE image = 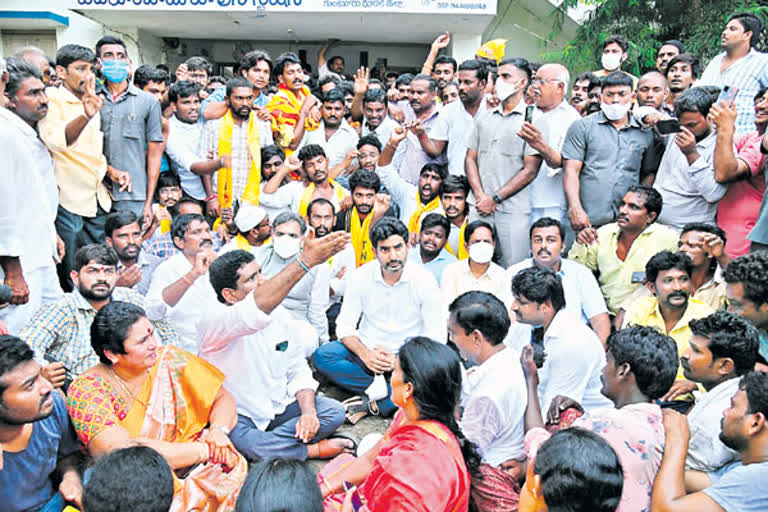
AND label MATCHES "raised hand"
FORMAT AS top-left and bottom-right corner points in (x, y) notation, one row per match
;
(354, 67), (370, 96)
(82, 74), (104, 119)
